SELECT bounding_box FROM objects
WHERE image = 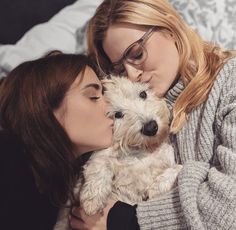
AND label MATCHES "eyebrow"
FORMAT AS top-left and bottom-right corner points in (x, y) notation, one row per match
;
(81, 83), (101, 90)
